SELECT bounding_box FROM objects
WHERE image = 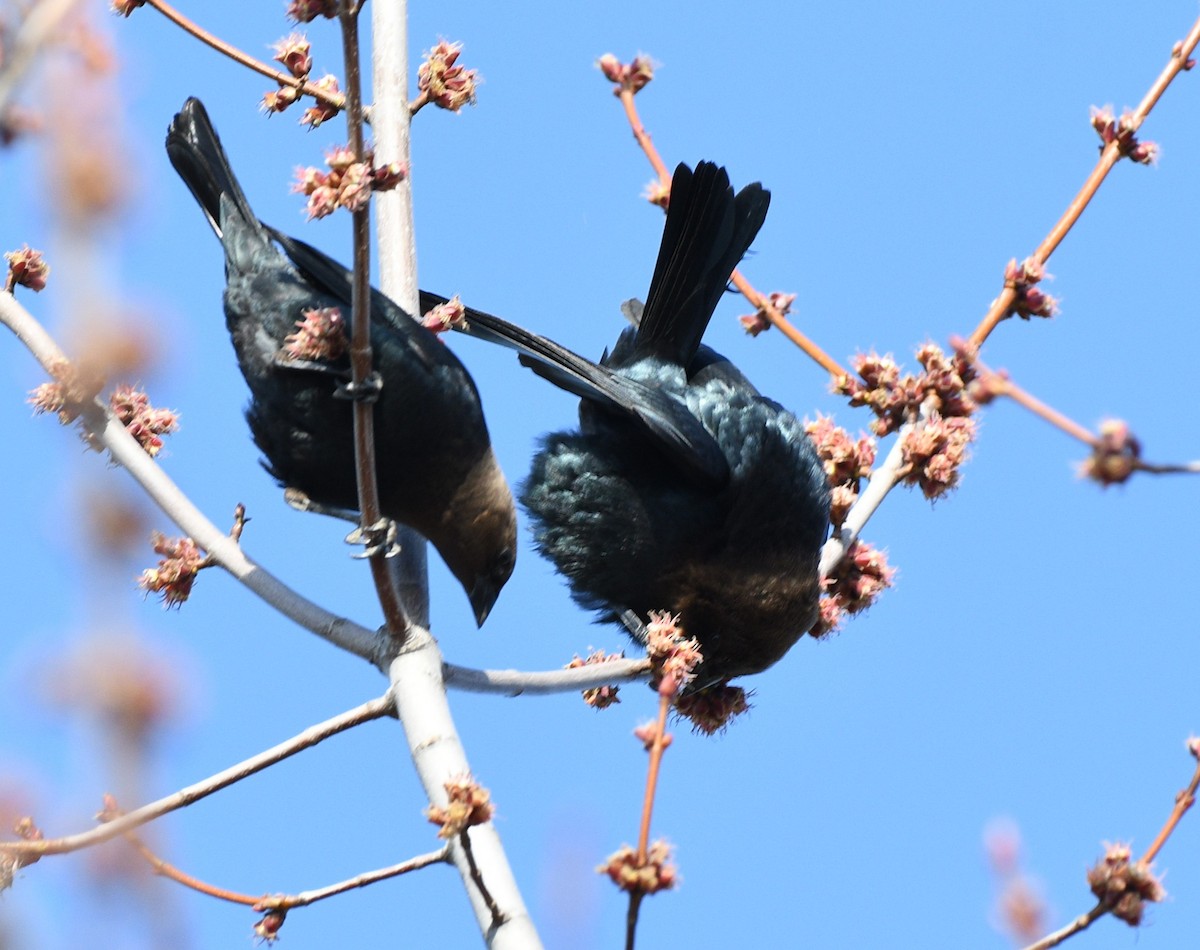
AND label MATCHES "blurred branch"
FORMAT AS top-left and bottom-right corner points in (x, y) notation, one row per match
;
(0, 0), (80, 115)
(125, 827), (449, 909)
(0, 694), (392, 859)
(0, 291), (384, 664)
